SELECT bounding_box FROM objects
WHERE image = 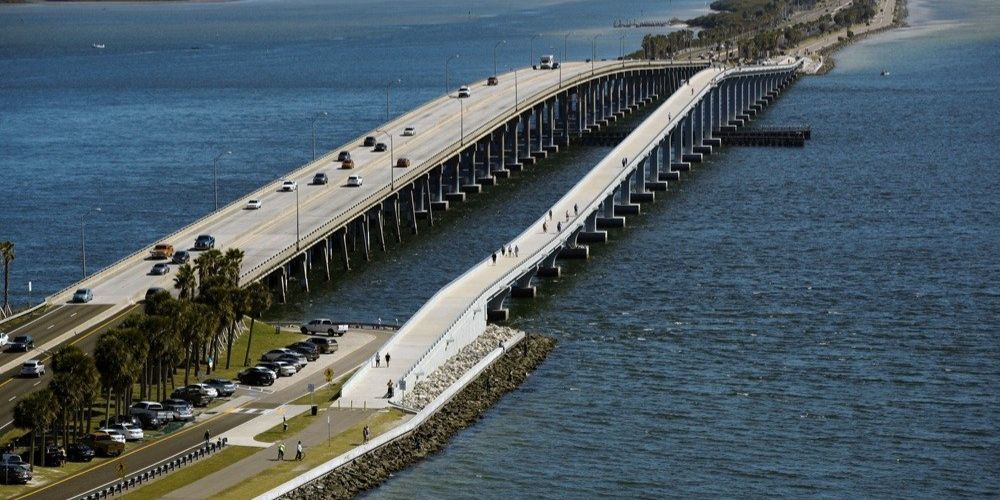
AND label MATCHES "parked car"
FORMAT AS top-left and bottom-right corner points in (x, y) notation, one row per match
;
(245, 199), (262, 210)
(373, 142), (387, 152)
(145, 287), (168, 301)
(395, 157), (411, 168)
(305, 336), (339, 354)
(107, 423), (143, 441)
(1, 453), (27, 469)
(238, 367), (275, 386)
(129, 401), (172, 423)
(171, 386), (213, 407)
(402, 126), (415, 136)
(0, 331), (7, 348)
(135, 413), (164, 430)
(347, 175), (363, 187)
(194, 234), (216, 250)
(149, 263), (170, 276)
(340, 158), (355, 169)
(487, 75), (499, 86)
(362, 136), (376, 147)
(23, 445), (64, 467)
(300, 318), (341, 335)
(257, 361), (296, 377)
(65, 443), (96, 462)
(150, 243), (174, 259)
(261, 348), (296, 362)
(287, 342), (319, 361)
(277, 352), (307, 370)
(99, 415), (141, 429)
(172, 250), (191, 264)
(88, 432), (125, 457)
(312, 172), (329, 185)
(160, 399), (195, 421)
(0, 463), (31, 484)
(8, 335), (33, 352)
(20, 360), (44, 378)
(190, 383), (219, 398)
(203, 378), (237, 397)
(72, 288), (94, 303)
(458, 85), (471, 98)
(96, 428), (126, 444)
